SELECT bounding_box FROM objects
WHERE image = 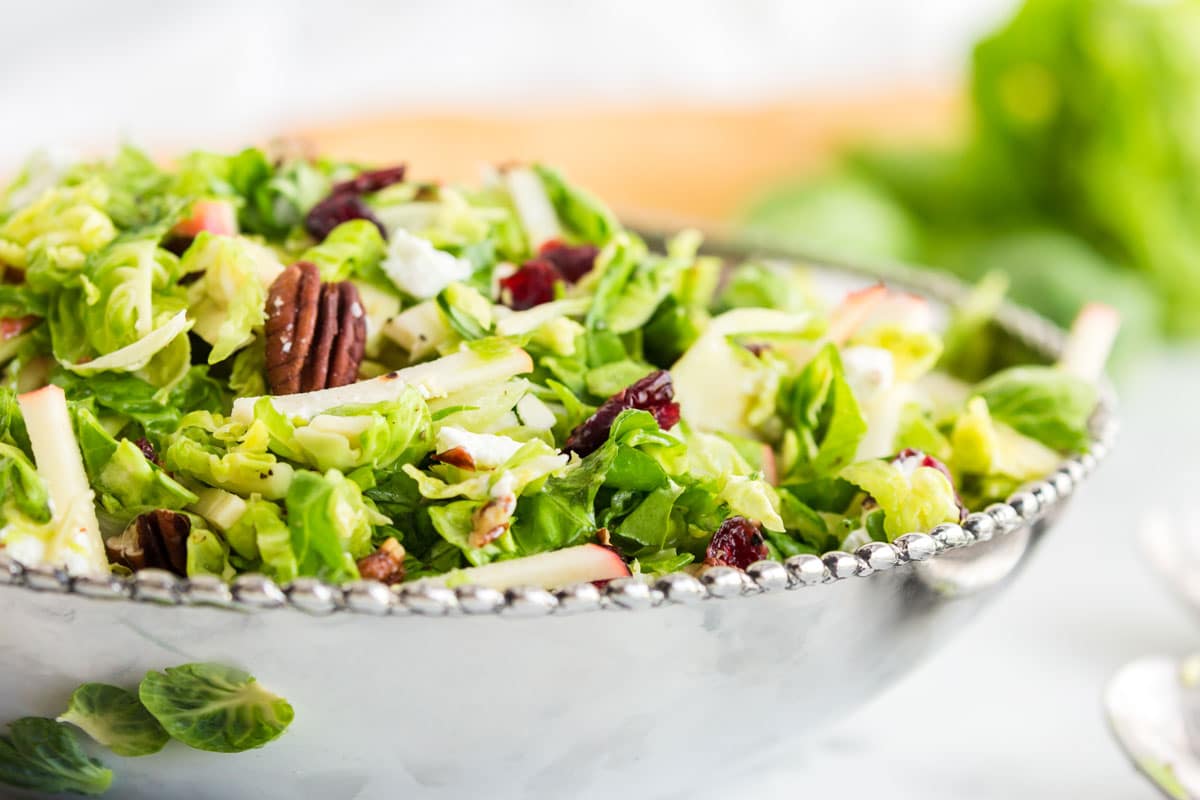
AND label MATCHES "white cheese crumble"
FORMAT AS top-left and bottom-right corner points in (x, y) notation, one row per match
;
(381, 229), (472, 299)
(435, 426), (524, 470)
